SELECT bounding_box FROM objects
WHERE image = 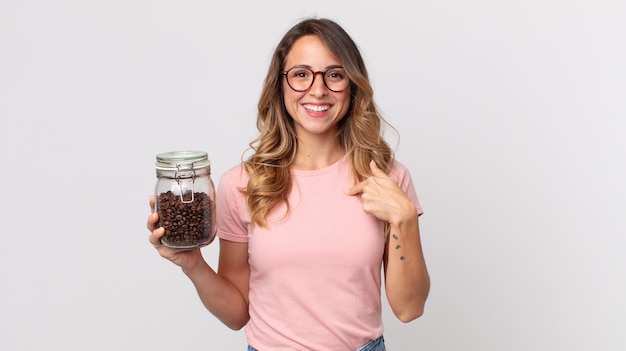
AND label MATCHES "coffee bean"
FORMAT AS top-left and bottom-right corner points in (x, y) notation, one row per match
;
(156, 190), (215, 248)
